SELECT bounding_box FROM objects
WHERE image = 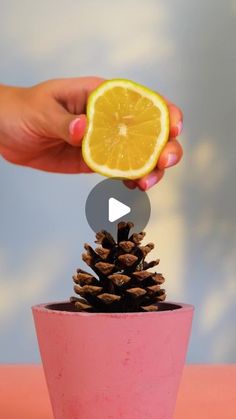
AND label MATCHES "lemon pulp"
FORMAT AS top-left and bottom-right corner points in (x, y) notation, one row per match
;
(82, 79), (169, 179)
